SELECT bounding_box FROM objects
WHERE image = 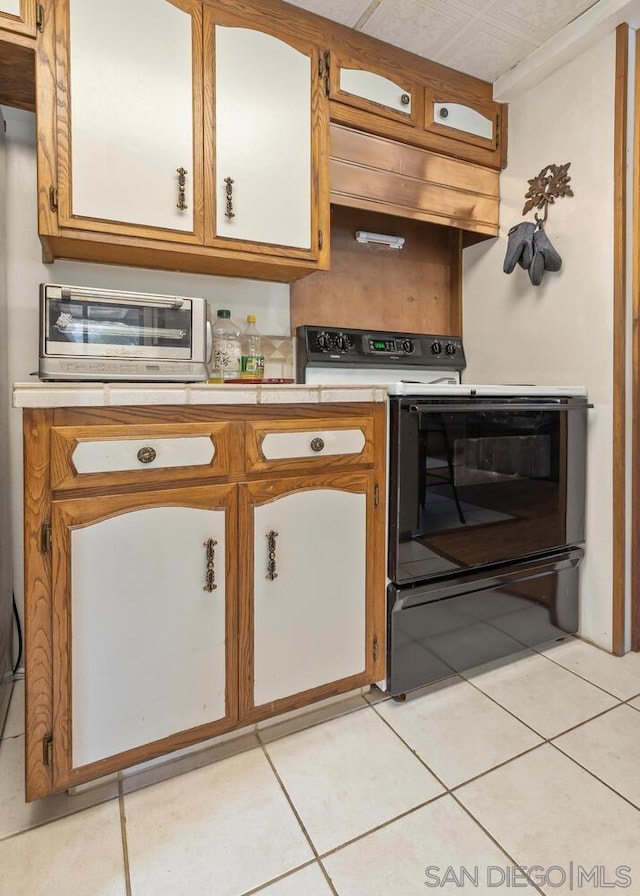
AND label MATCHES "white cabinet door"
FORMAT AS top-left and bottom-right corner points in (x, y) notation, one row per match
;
(214, 24), (311, 249)
(64, 0), (195, 233)
(251, 486), (367, 706)
(52, 488), (235, 777)
(0, 1), (20, 16)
